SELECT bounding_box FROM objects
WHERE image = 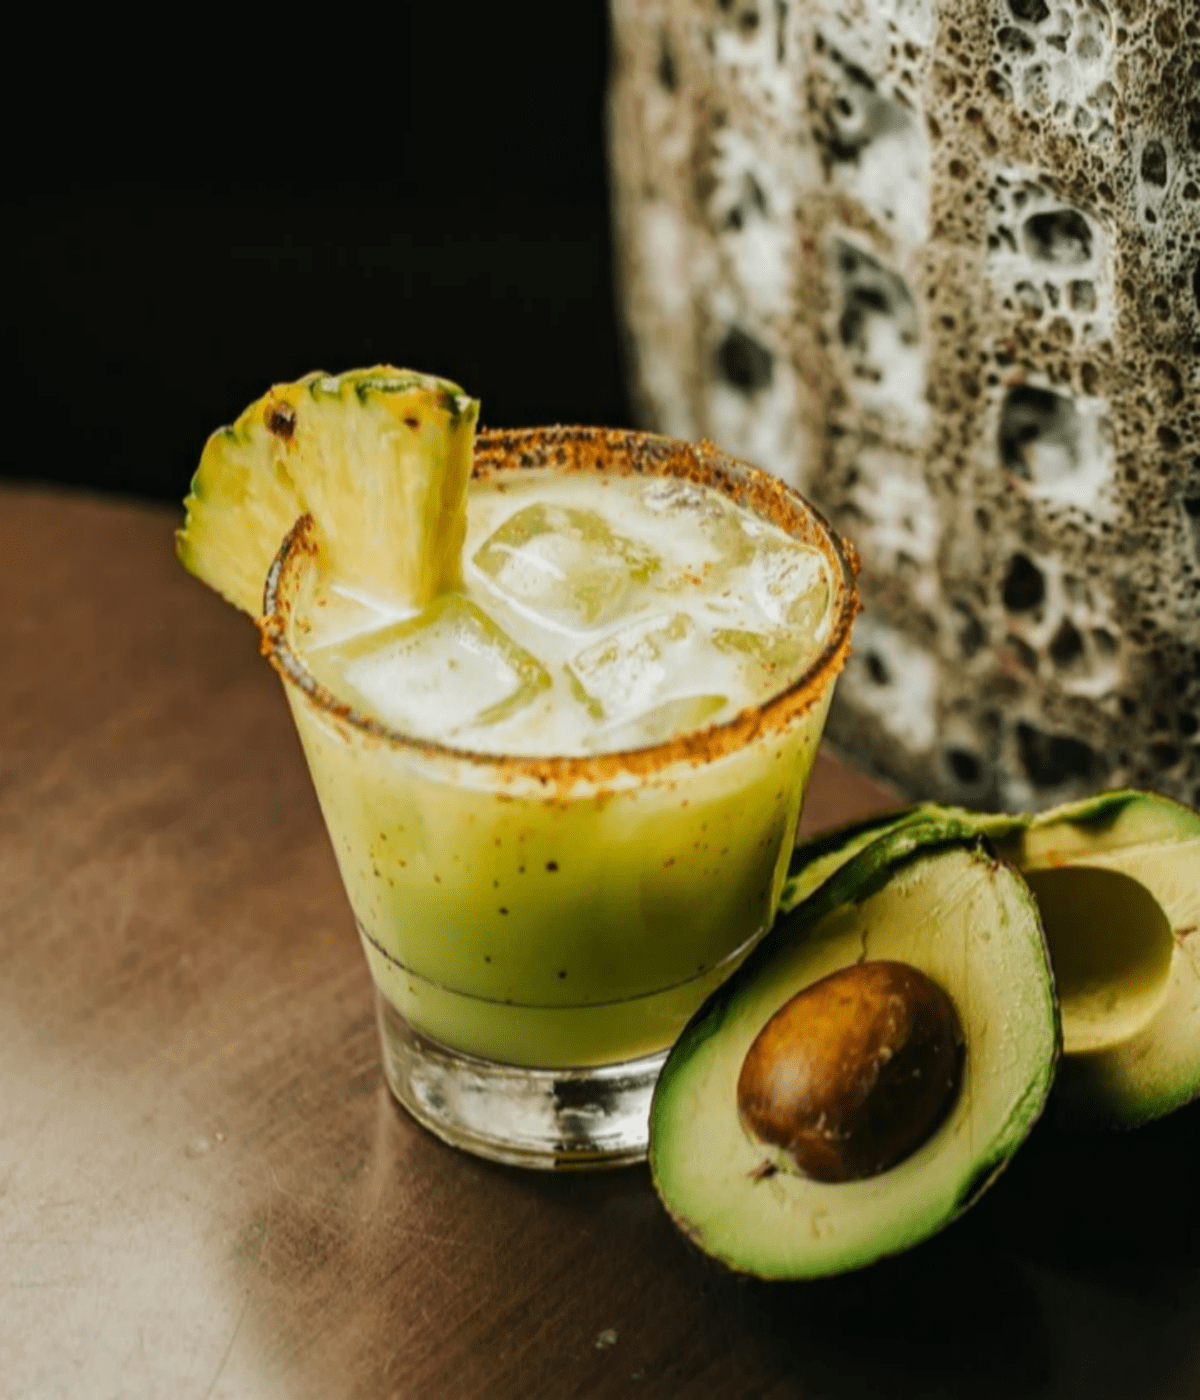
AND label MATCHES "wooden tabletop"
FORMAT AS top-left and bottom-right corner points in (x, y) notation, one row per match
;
(5, 484), (1200, 1400)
